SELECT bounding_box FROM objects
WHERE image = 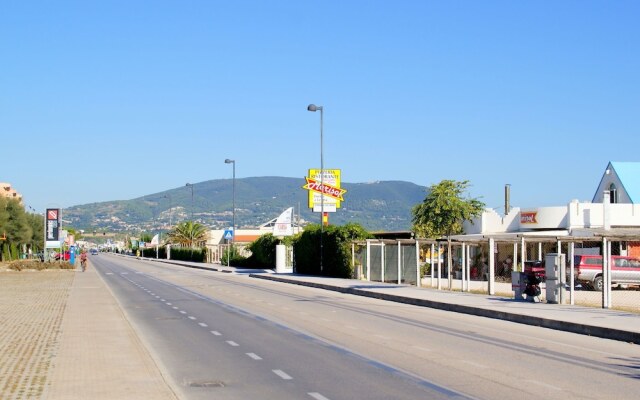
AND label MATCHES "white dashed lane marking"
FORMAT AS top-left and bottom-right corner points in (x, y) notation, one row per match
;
(198, 322), (208, 327)
(188, 316), (197, 320)
(308, 393), (330, 400)
(211, 331), (222, 336)
(180, 311), (187, 314)
(273, 370), (292, 380)
(246, 353), (262, 360)
(226, 341), (239, 347)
